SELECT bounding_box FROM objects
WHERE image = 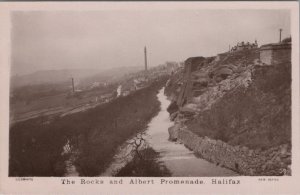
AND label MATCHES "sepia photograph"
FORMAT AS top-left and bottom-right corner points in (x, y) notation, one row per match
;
(7, 6), (293, 178)
(0, 1), (299, 194)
